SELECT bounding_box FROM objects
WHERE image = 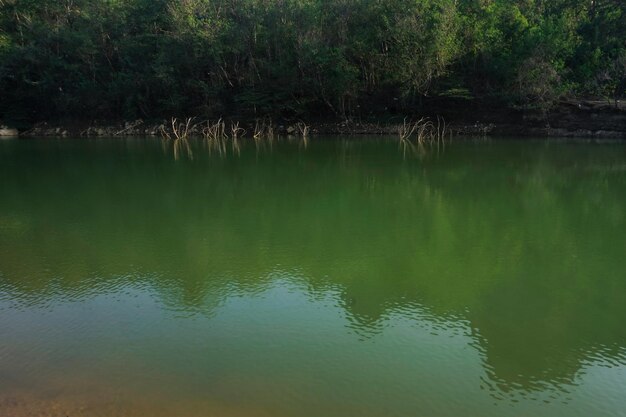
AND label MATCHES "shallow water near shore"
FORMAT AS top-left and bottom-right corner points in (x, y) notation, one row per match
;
(1, 137), (626, 417)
